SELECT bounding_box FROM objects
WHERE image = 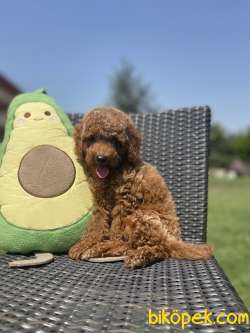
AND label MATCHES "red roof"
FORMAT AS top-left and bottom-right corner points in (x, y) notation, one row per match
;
(0, 73), (22, 111)
(0, 73), (21, 95)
